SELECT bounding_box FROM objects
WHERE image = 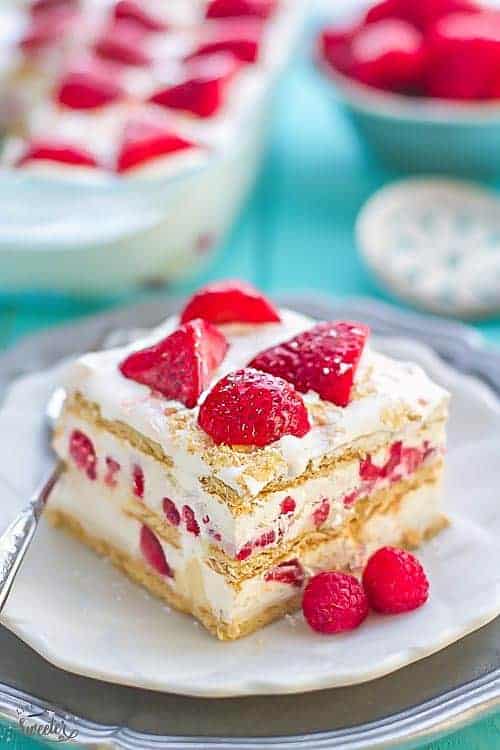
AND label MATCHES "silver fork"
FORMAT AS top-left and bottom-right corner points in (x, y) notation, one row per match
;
(0, 387), (66, 616)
